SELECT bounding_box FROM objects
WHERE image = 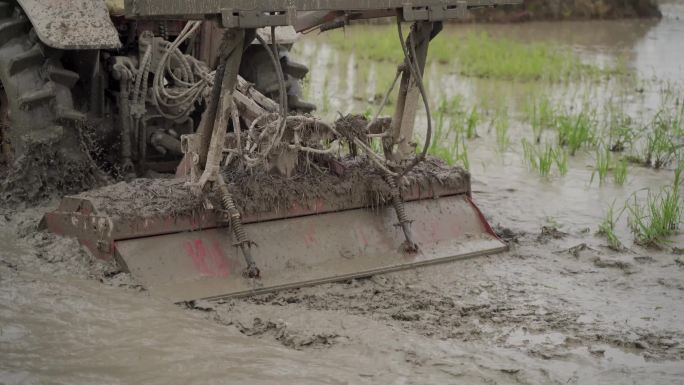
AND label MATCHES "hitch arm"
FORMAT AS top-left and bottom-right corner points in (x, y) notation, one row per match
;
(181, 28), (261, 279)
(194, 28), (246, 189)
(385, 21), (442, 163)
